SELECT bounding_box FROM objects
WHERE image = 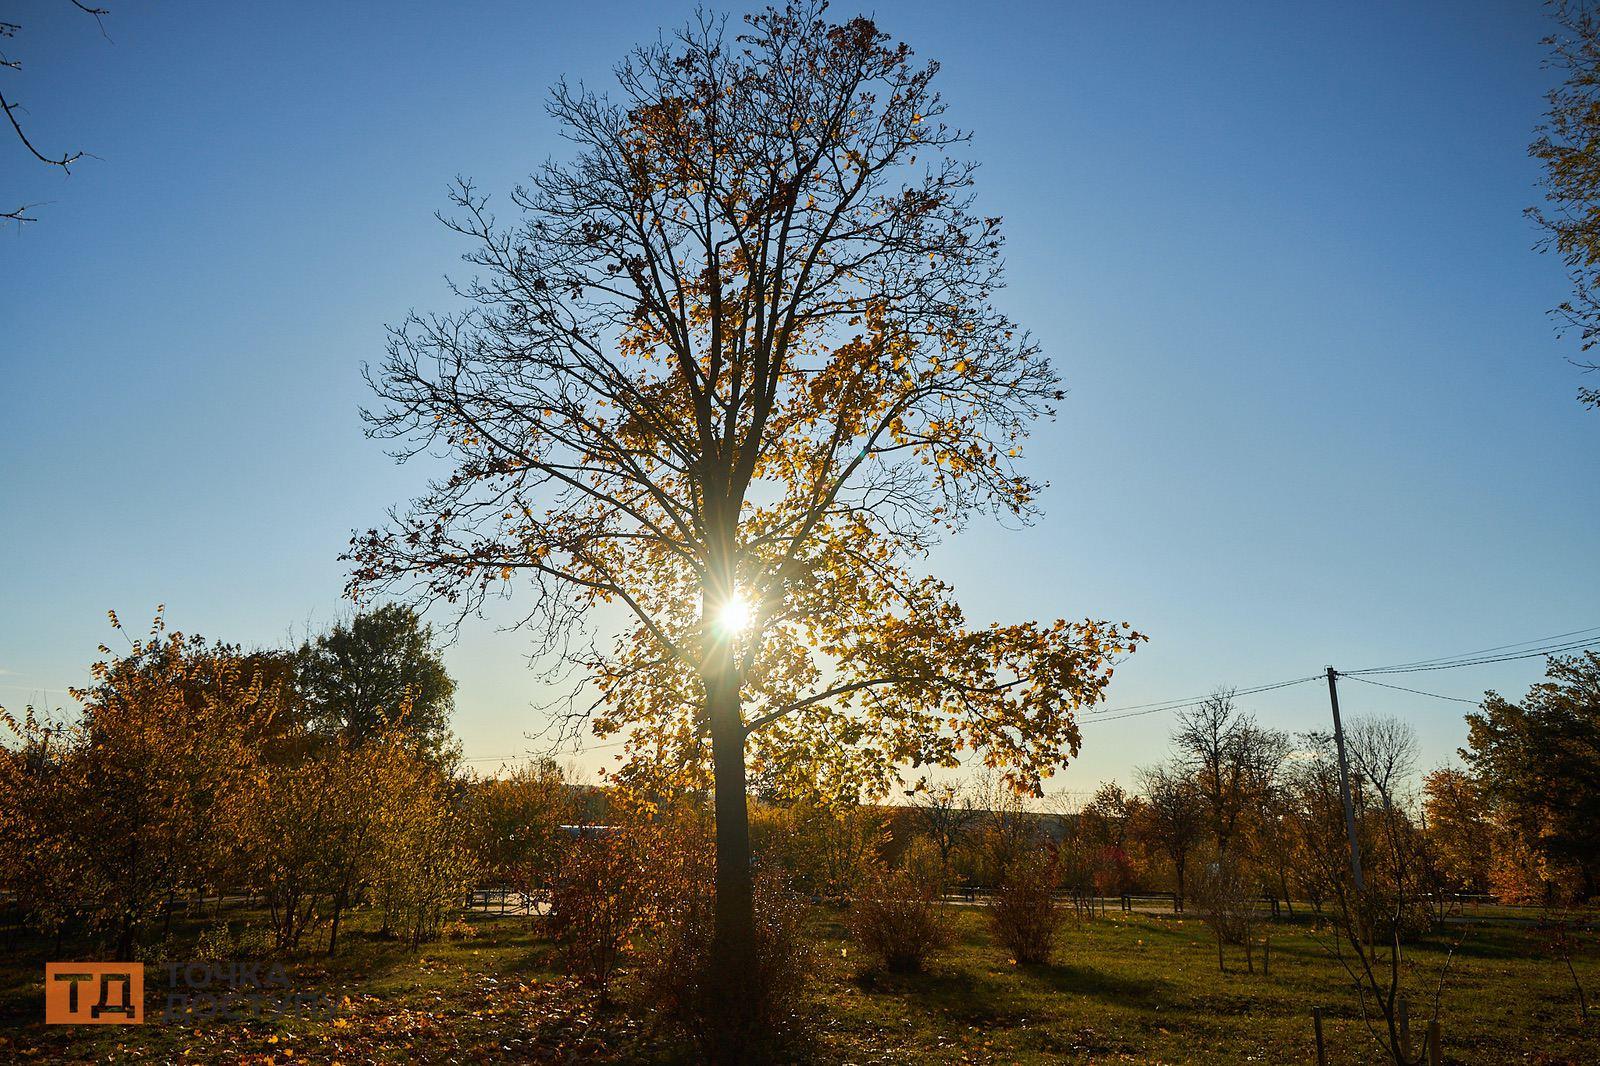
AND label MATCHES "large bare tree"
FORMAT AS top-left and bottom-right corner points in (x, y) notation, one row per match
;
(351, 4), (1138, 1050)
